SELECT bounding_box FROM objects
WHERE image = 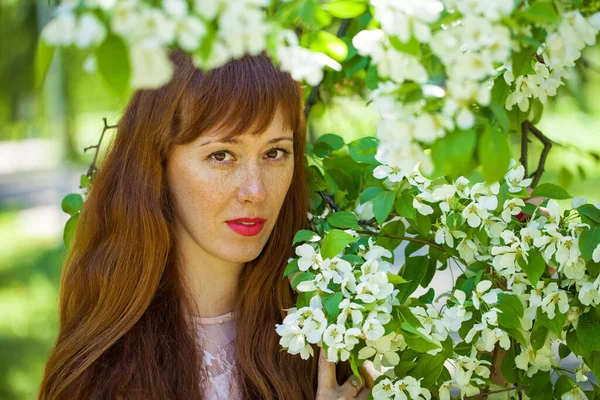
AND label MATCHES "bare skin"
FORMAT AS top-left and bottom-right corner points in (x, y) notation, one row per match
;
(316, 349), (384, 399)
(166, 109), (295, 317)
